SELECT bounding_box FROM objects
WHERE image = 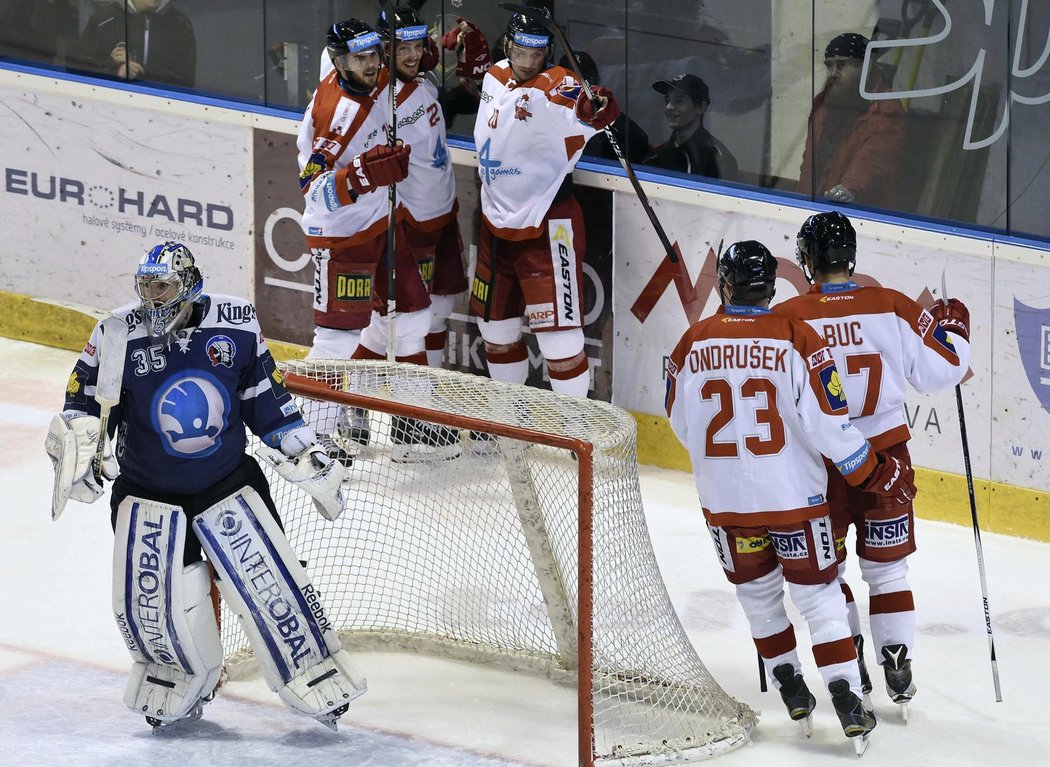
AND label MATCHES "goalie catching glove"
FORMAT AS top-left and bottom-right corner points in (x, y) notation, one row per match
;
(256, 425), (348, 521)
(44, 412), (118, 518)
(343, 143), (412, 198)
(575, 86), (621, 130)
(860, 451), (916, 506)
